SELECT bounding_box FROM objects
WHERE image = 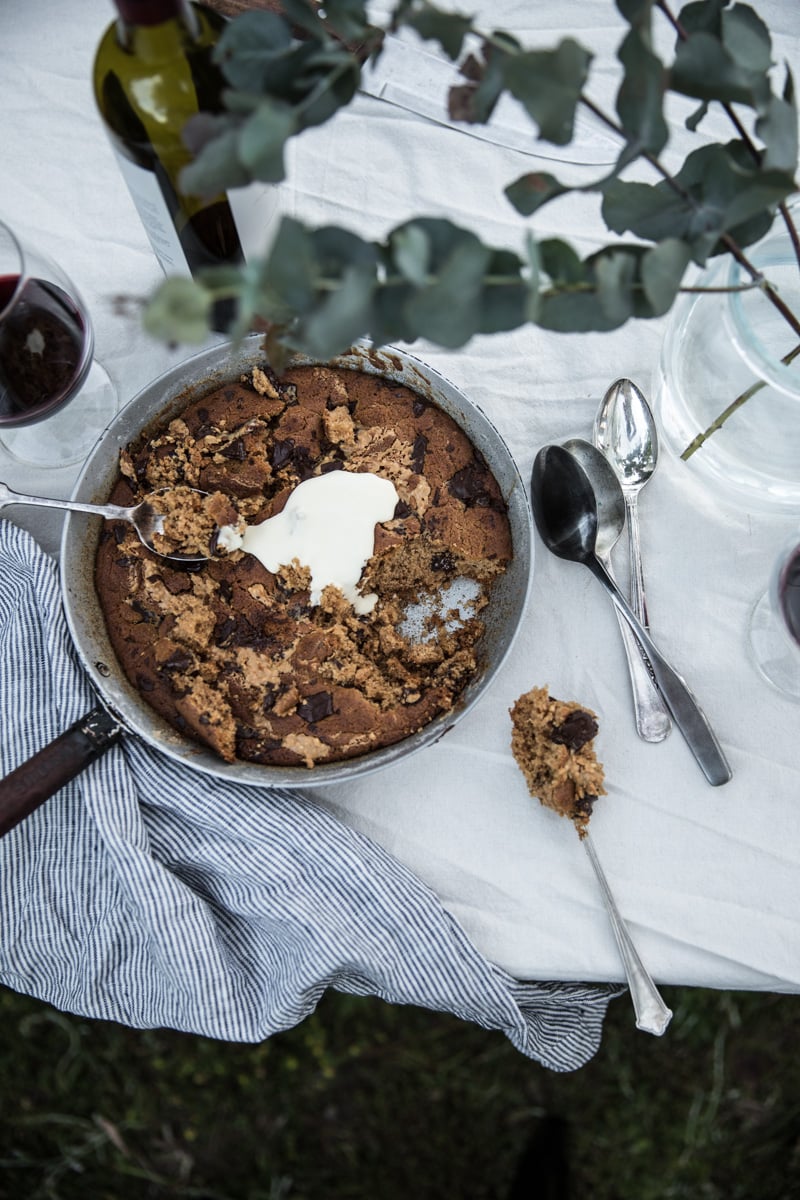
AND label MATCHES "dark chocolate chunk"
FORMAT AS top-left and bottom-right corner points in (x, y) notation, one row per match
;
(297, 691), (335, 723)
(221, 437), (247, 461)
(448, 461), (492, 507)
(411, 432), (428, 474)
(550, 710), (598, 751)
(430, 550), (456, 573)
(271, 438), (295, 469)
(163, 648), (194, 673)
